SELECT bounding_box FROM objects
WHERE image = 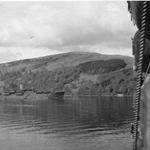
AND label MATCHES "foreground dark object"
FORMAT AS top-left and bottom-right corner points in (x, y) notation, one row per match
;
(128, 1), (150, 150)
